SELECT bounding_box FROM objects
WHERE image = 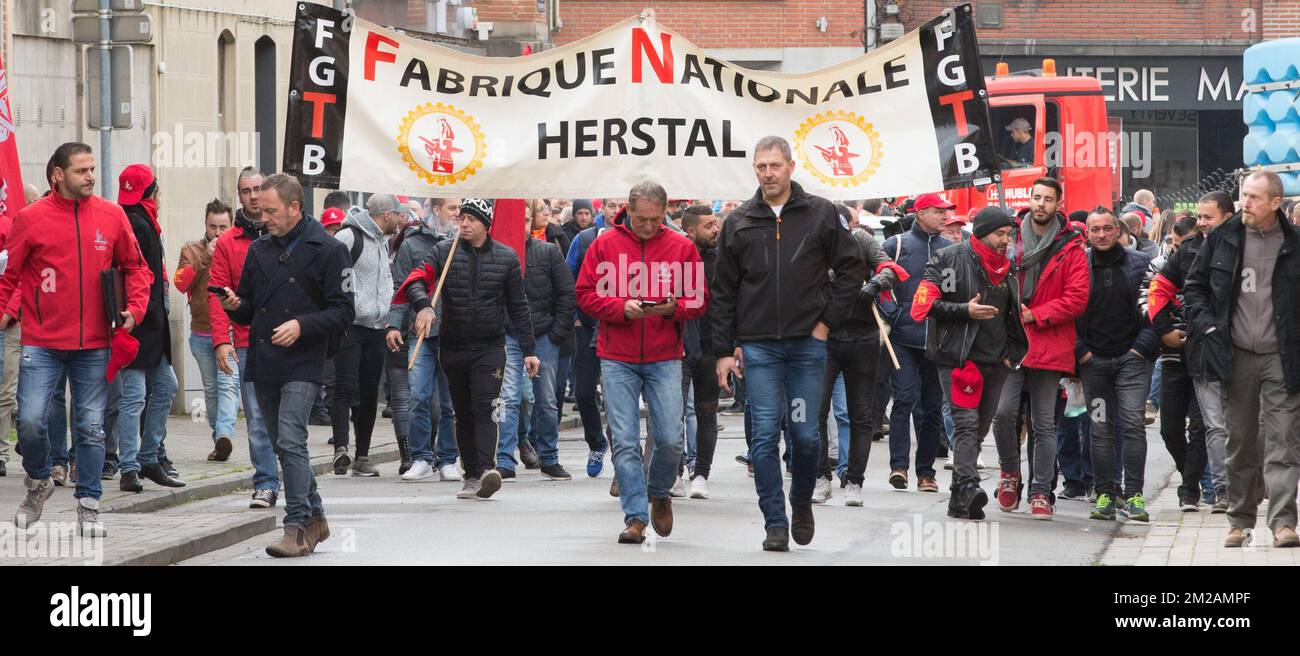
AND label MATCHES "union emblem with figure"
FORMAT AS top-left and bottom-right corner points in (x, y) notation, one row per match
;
(396, 102), (487, 186)
(793, 110), (883, 188)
